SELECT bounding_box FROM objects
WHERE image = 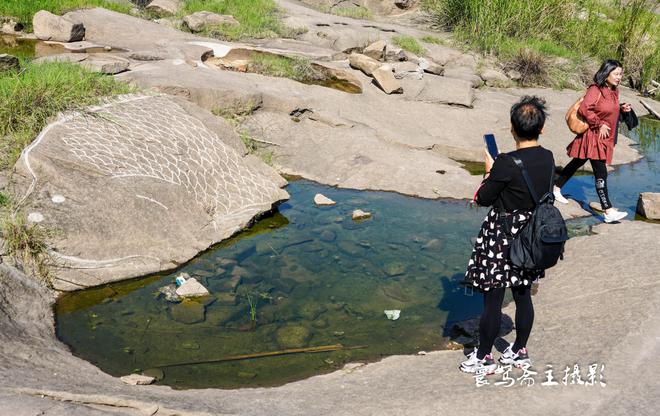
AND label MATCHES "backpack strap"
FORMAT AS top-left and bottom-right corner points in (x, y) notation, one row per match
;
(510, 155), (555, 206)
